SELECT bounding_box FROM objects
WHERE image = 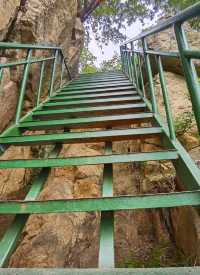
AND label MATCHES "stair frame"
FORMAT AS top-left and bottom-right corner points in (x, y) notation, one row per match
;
(0, 2), (200, 273)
